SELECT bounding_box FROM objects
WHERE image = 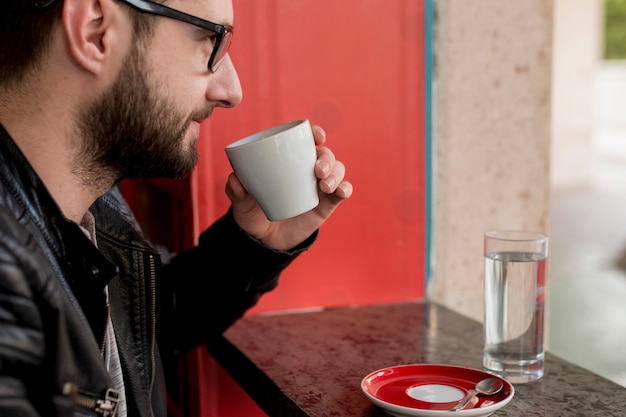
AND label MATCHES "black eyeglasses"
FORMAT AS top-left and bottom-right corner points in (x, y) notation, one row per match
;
(118, 0), (232, 73)
(34, 0), (232, 72)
